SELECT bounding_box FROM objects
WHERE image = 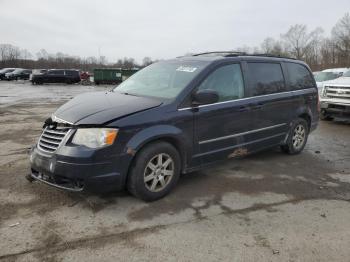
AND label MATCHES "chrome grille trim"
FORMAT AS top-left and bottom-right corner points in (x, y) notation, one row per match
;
(37, 126), (71, 153)
(324, 85), (350, 100)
